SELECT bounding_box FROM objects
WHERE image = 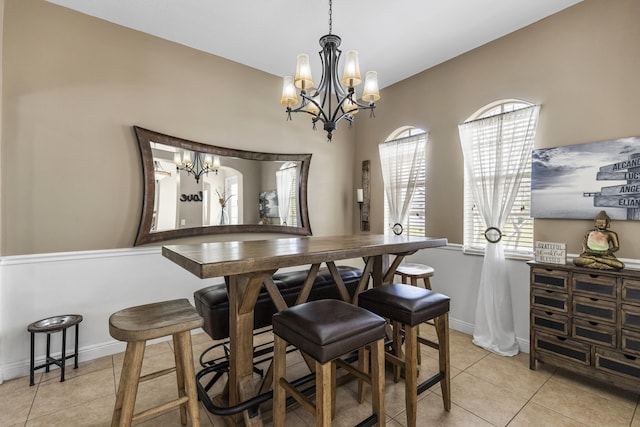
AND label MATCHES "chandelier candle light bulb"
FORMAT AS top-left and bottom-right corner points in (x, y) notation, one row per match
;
(341, 50), (362, 87)
(295, 54), (314, 89)
(280, 76), (298, 107)
(362, 71), (381, 103)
